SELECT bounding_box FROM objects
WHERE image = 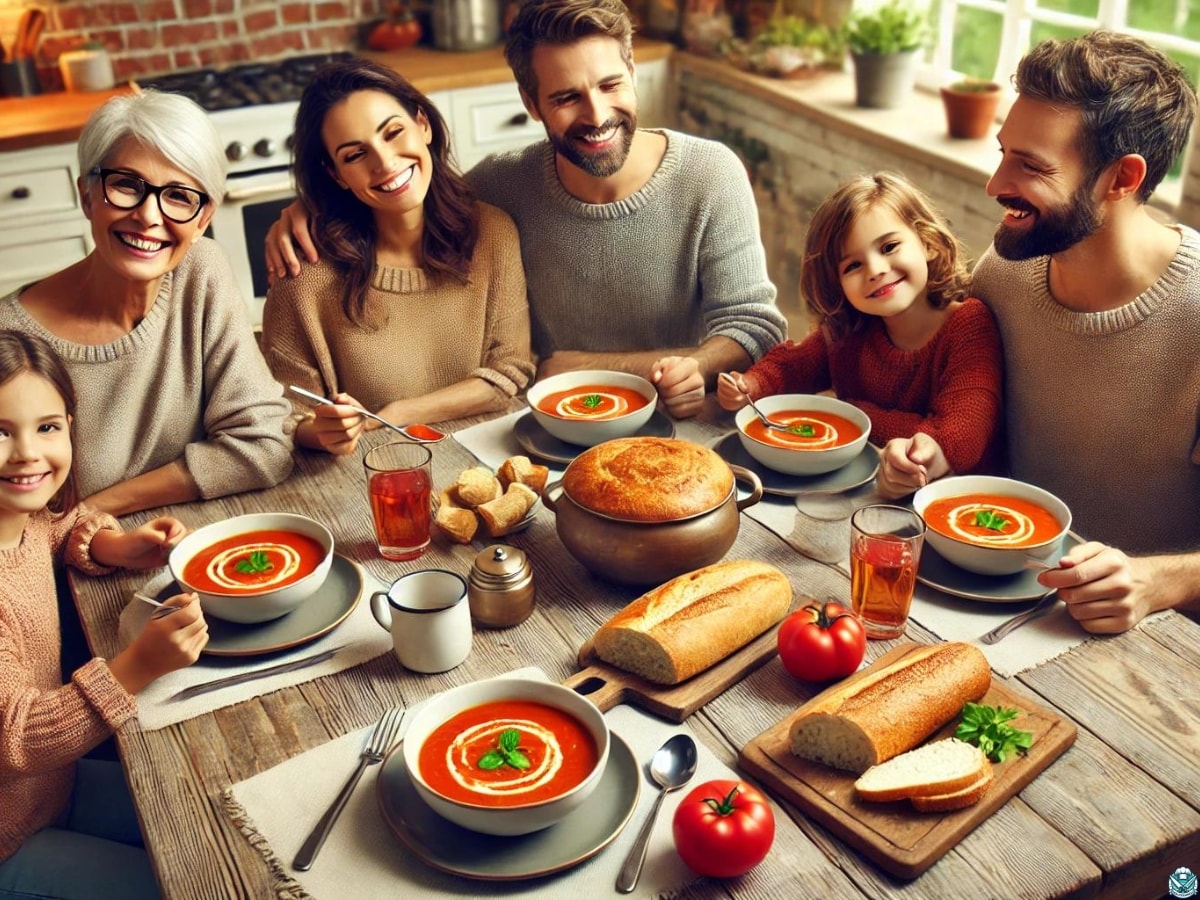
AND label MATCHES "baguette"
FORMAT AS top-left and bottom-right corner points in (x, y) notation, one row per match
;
(593, 560), (792, 685)
(497, 455), (549, 494)
(854, 738), (989, 802)
(435, 505), (478, 544)
(788, 643), (991, 773)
